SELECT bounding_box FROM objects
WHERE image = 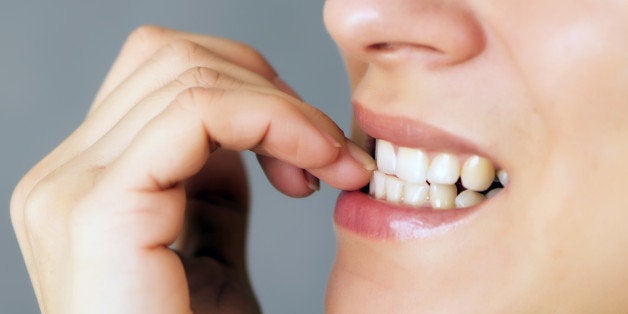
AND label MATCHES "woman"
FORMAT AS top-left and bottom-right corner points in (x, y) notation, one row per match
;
(11, 0), (628, 312)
